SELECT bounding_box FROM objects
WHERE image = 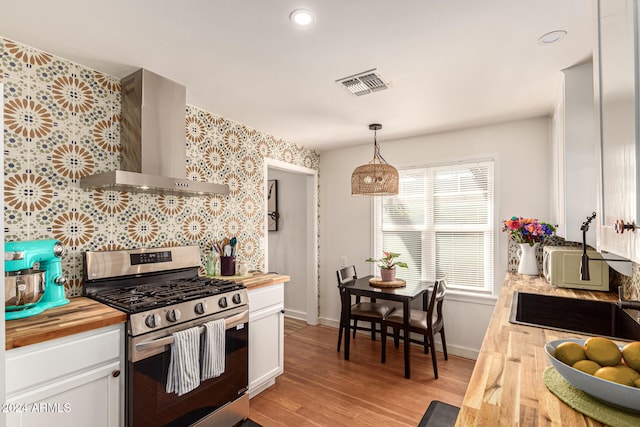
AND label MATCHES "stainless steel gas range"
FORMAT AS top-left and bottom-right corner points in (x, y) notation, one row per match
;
(83, 245), (249, 427)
